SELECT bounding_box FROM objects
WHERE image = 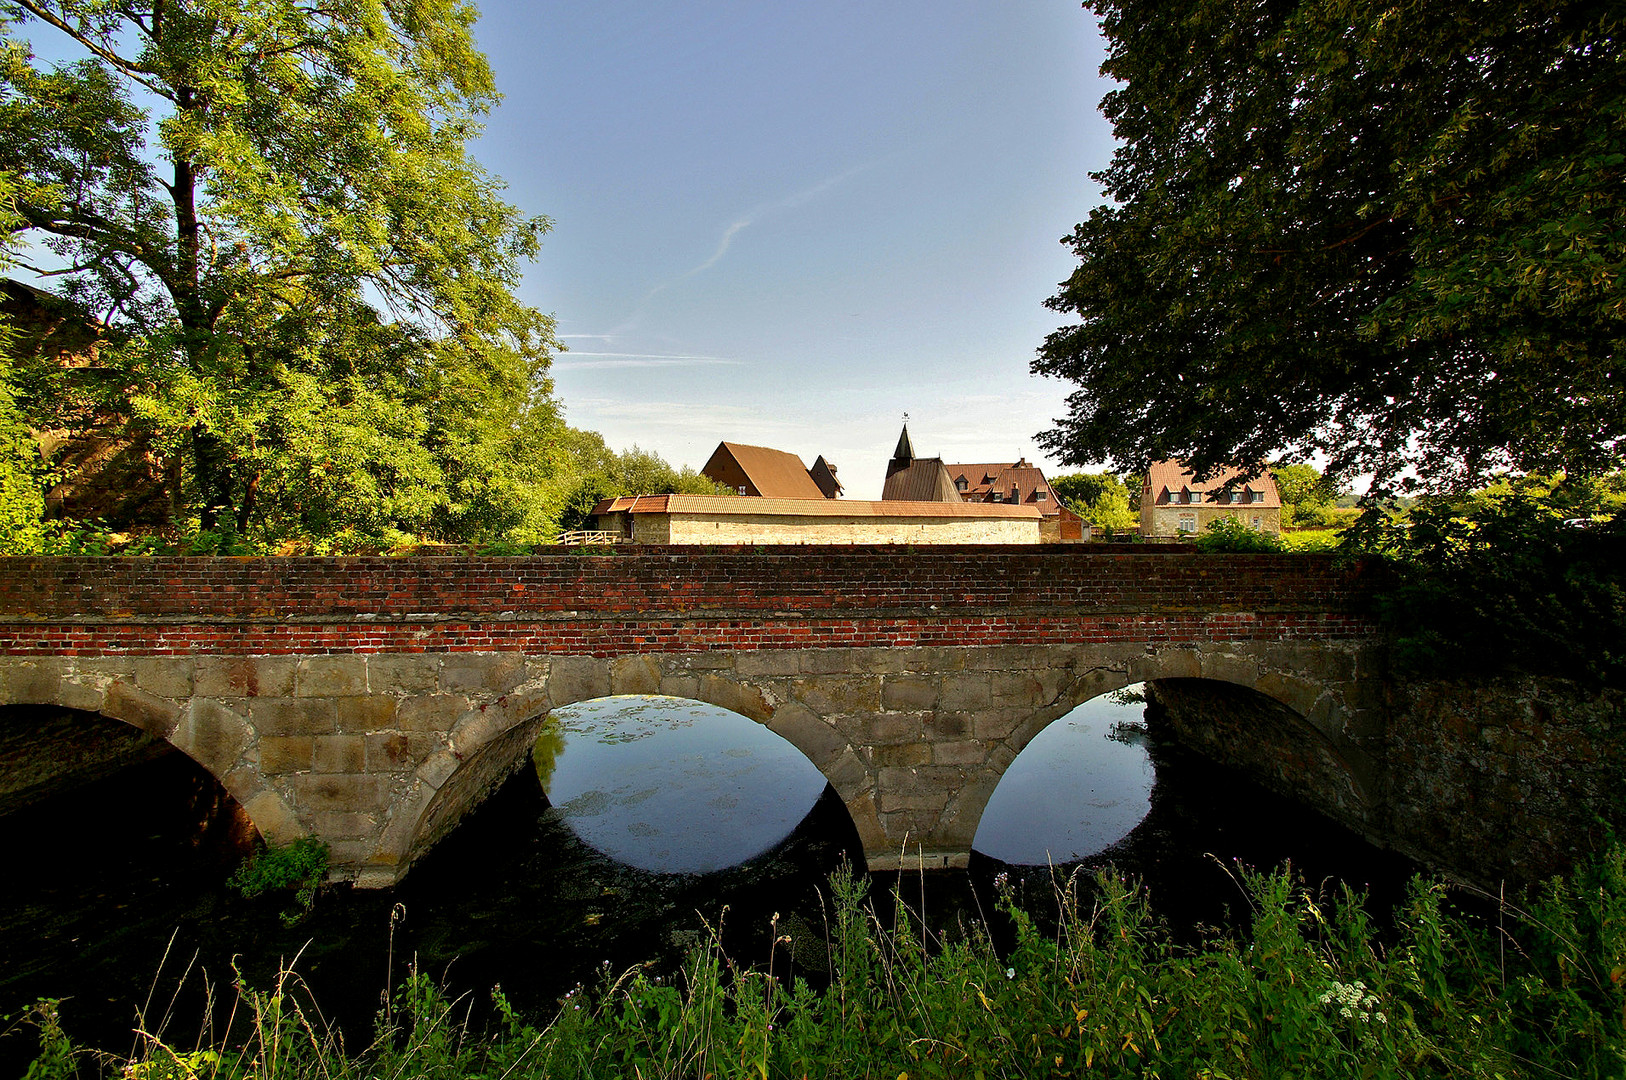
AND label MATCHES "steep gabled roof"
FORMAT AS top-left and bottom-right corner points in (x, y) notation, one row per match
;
(809, 455), (843, 498)
(945, 459), (1062, 515)
(881, 457), (959, 502)
(1144, 461), (1281, 507)
(702, 441), (827, 499)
